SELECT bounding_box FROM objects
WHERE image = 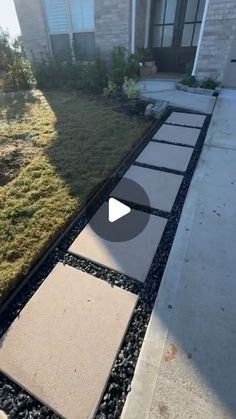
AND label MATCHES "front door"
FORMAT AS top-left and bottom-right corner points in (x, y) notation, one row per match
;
(149, 0), (206, 73)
